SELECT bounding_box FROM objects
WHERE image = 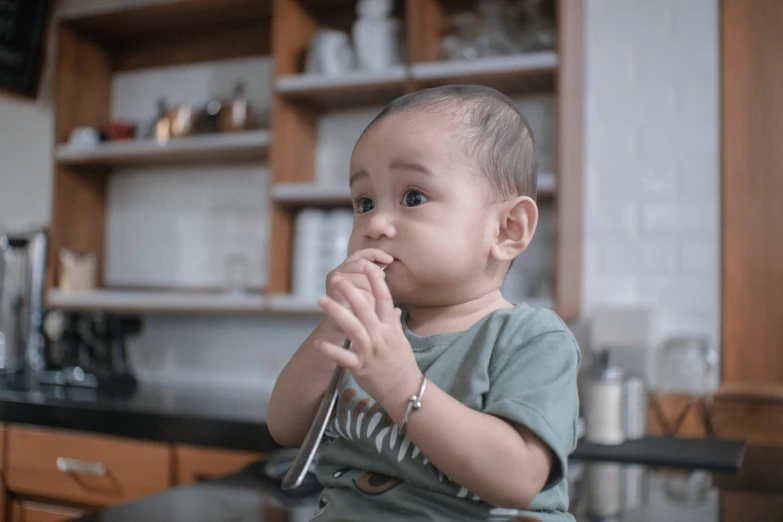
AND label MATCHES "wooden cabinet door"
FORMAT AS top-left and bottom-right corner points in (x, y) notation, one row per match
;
(722, 0), (783, 383)
(1, 424), (5, 522)
(10, 501), (84, 522)
(5, 424), (171, 507)
(174, 445), (262, 485)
